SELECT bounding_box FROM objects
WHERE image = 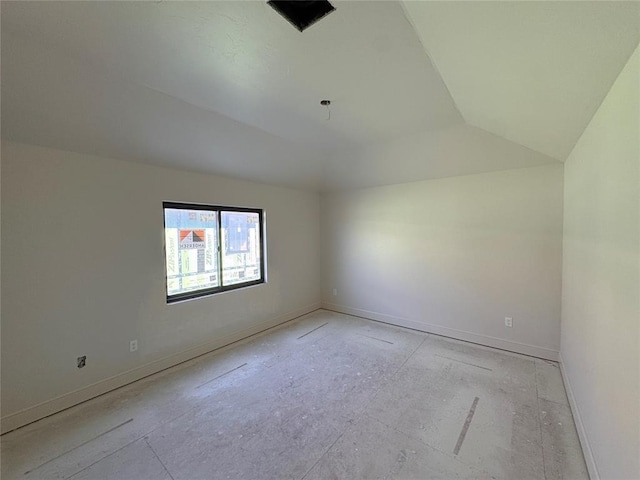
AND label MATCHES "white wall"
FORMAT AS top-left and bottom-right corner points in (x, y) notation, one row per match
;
(0, 141), (321, 432)
(560, 45), (639, 480)
(321, 164), (564, 359)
